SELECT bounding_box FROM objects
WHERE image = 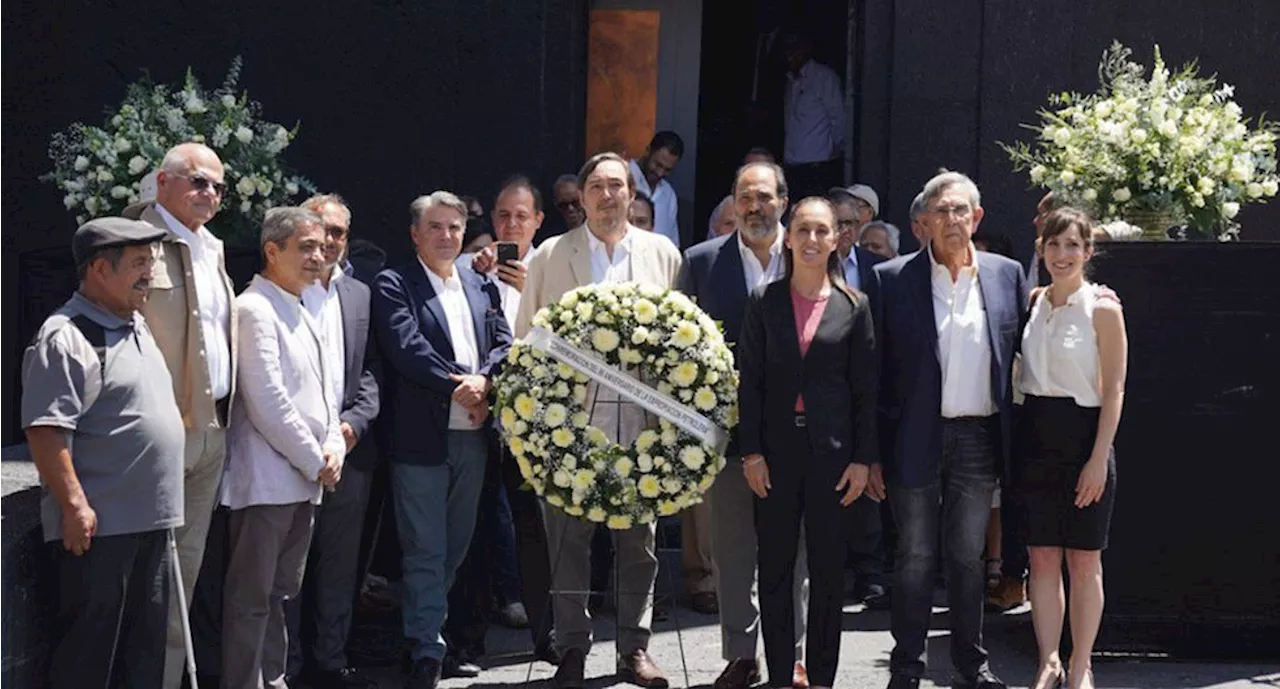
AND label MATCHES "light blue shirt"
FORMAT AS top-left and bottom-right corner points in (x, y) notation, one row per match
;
(843, 251), (861, 291)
